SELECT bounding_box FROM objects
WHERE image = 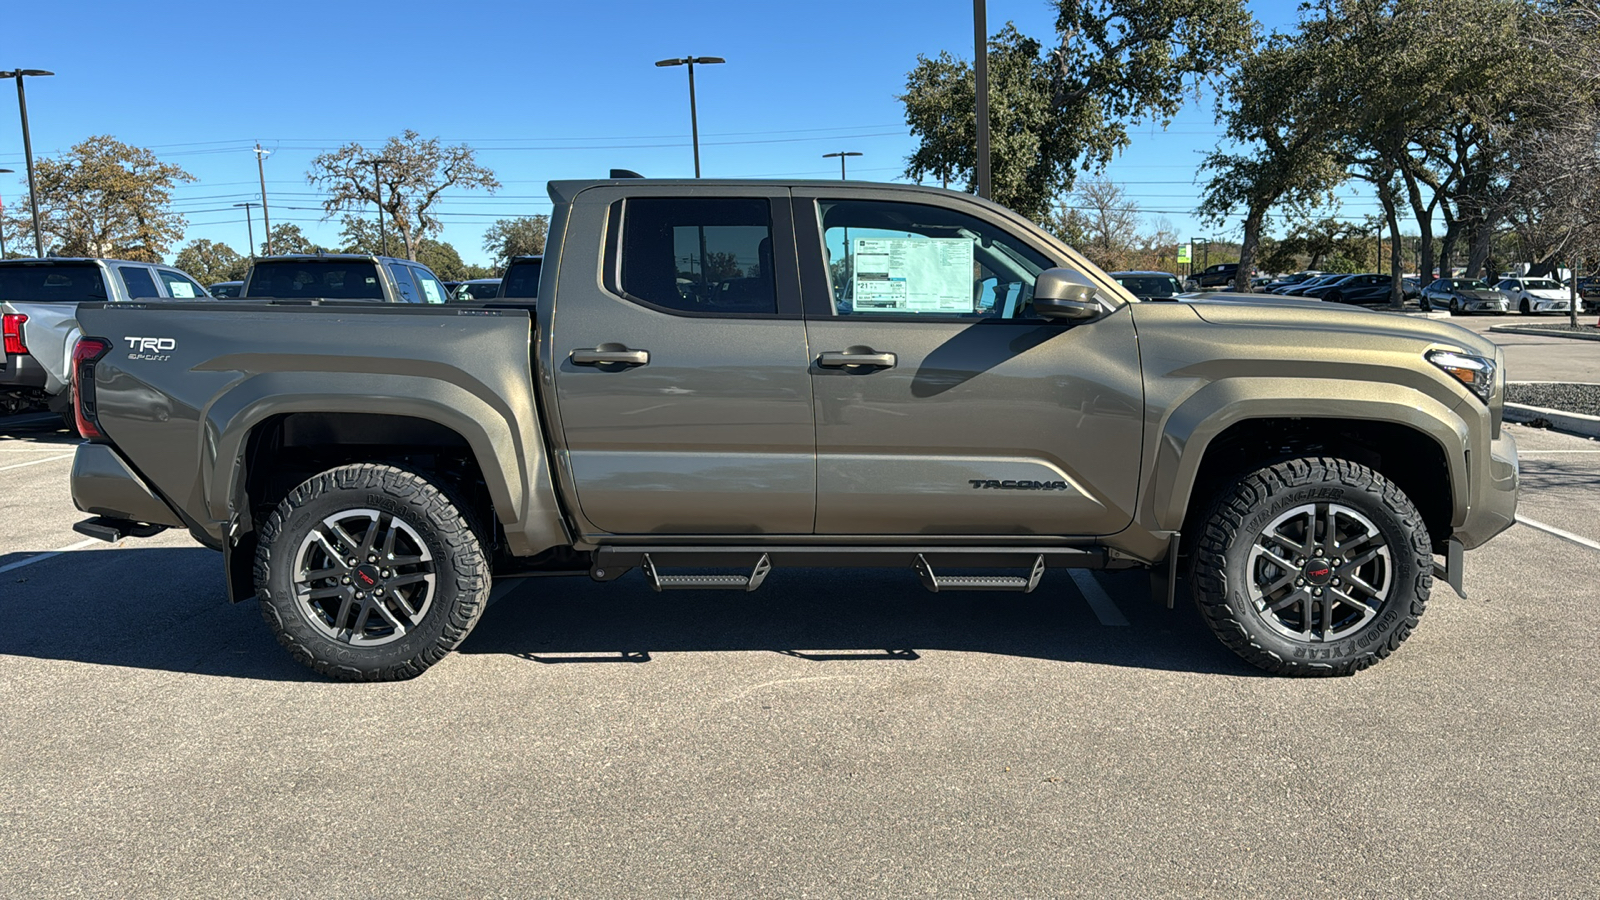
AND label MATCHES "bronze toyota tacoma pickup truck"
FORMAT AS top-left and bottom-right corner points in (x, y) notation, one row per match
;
(66, 179), (1519, 680)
